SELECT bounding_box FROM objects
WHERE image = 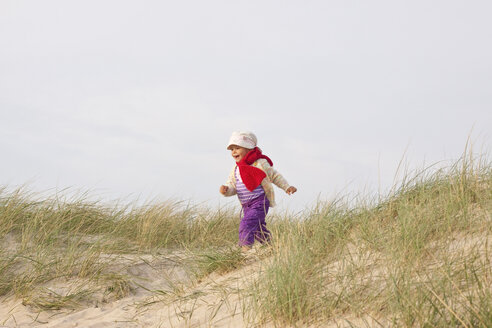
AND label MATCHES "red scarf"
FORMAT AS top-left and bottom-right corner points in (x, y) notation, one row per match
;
(237, 147), (274, 191)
